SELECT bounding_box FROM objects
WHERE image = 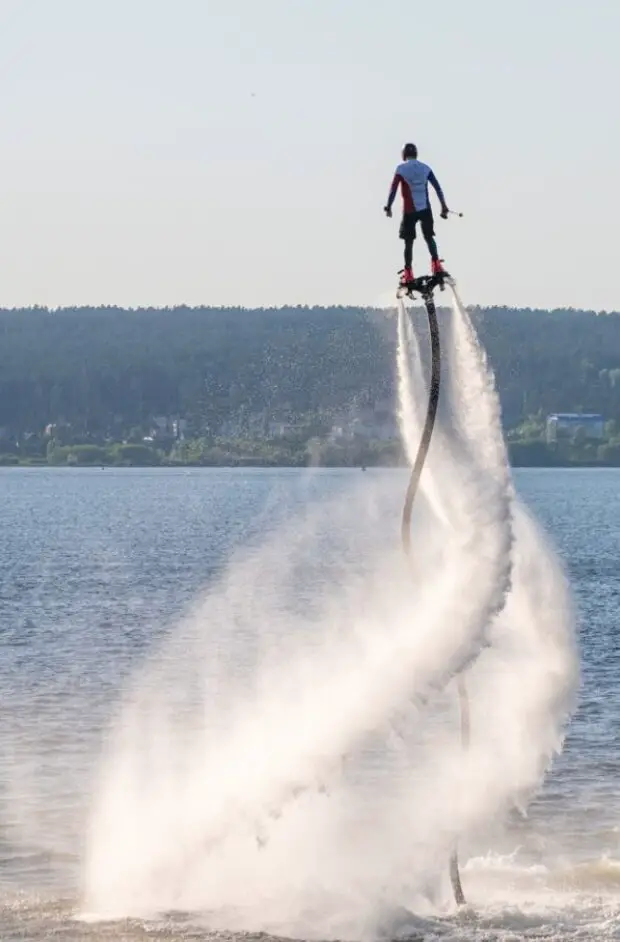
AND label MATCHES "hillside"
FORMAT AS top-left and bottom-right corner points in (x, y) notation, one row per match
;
(1, 303), (619, 465)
